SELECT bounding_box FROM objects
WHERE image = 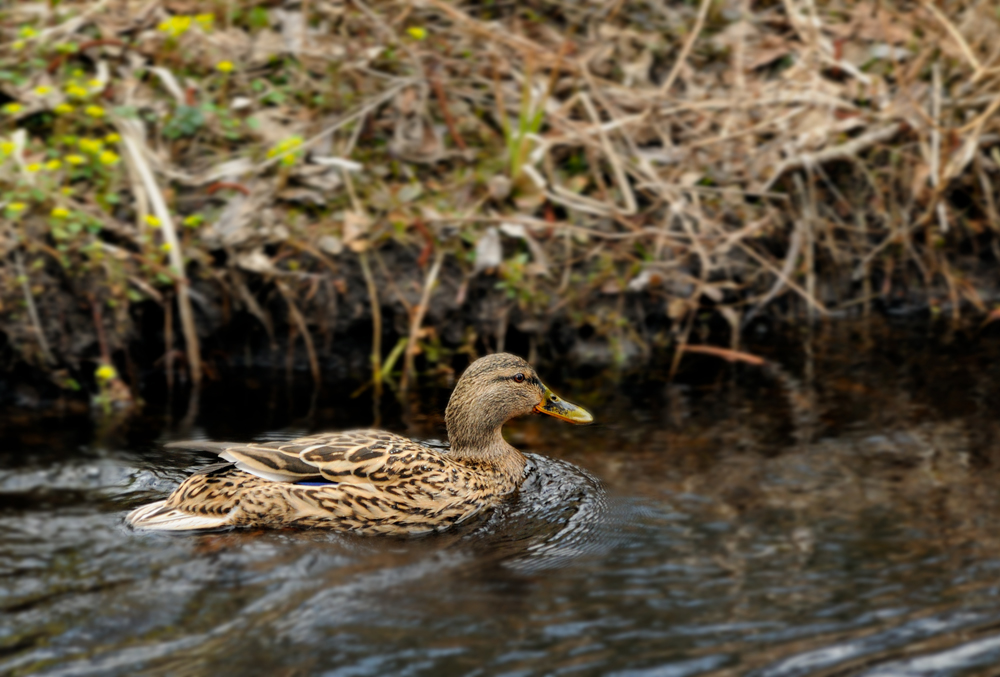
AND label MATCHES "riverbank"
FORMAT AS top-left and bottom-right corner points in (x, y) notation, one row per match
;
(2, 0), (999, 404)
